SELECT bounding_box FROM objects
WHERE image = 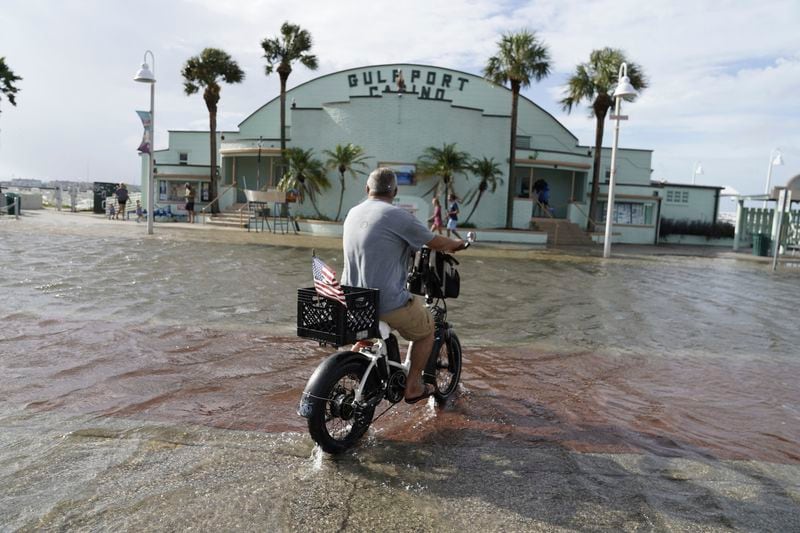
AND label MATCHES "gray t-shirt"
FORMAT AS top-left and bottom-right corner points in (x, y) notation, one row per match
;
(343, 198), (434, 315)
